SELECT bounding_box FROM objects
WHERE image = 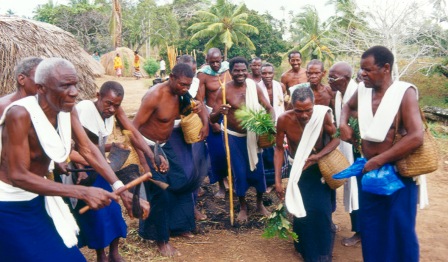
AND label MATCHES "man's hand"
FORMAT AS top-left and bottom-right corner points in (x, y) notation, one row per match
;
(339, 124), (355, 144)
(211, 123), (221, 133)
(156, 155), (169, 173)
(53, 162), (69, 175)
(81, 187), (118, 210)
(303, 154), (319, 171)
(275, 183), (285, 201)
(118, 190), (135, 217)
(192, 100), (203, 114)
(218, 104), (231, 115)
(362, 156), (383, 173)
(139, 198), (150, 220)
(198, 124), (209, 140)
(75, 171), (89, 185)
